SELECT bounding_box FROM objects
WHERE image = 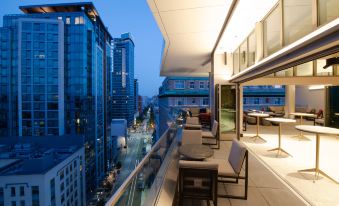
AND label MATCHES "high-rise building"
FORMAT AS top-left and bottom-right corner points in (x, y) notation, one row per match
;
(111, 33), (135, 127)
(0, 2), (113, 196)
(134, 79), (139, 115)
